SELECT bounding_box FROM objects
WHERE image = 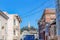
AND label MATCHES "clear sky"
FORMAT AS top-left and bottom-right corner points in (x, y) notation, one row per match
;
(0, 0), (56, 28)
